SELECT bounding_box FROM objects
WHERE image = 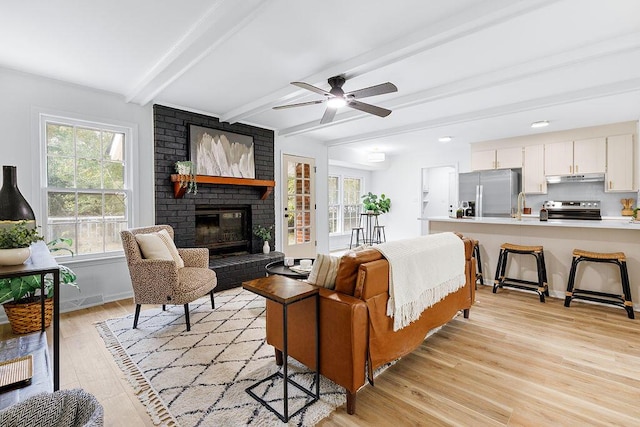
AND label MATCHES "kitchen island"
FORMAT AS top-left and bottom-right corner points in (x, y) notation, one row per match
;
(426, 216), (640, 313)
